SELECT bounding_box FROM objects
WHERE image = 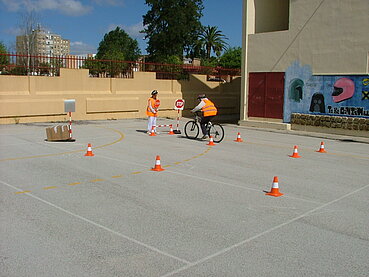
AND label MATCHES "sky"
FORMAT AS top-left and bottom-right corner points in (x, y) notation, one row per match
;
(0, 0), (243, 56)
